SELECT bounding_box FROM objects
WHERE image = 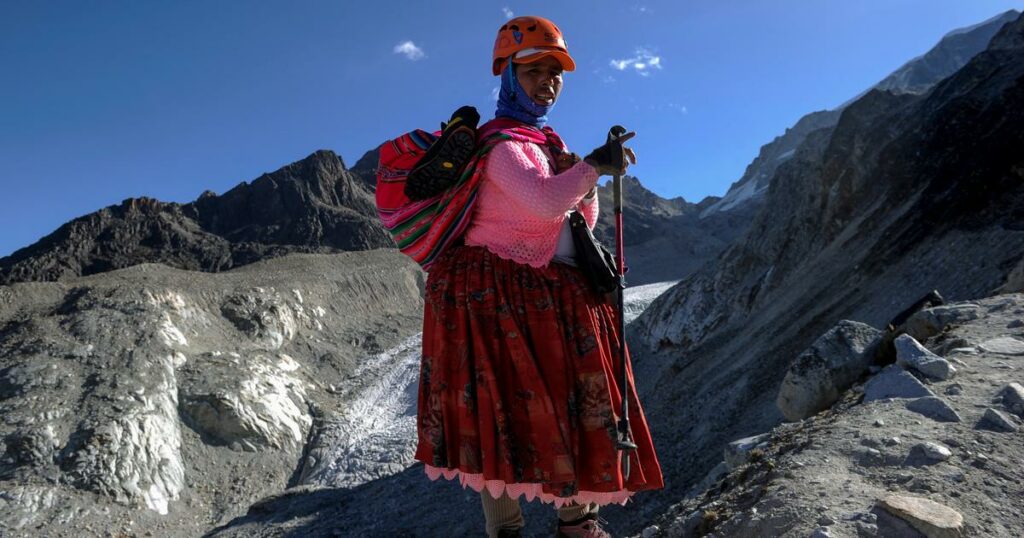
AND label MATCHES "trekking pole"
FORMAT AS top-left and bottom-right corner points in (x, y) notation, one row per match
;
(609, 125), (638, 481)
